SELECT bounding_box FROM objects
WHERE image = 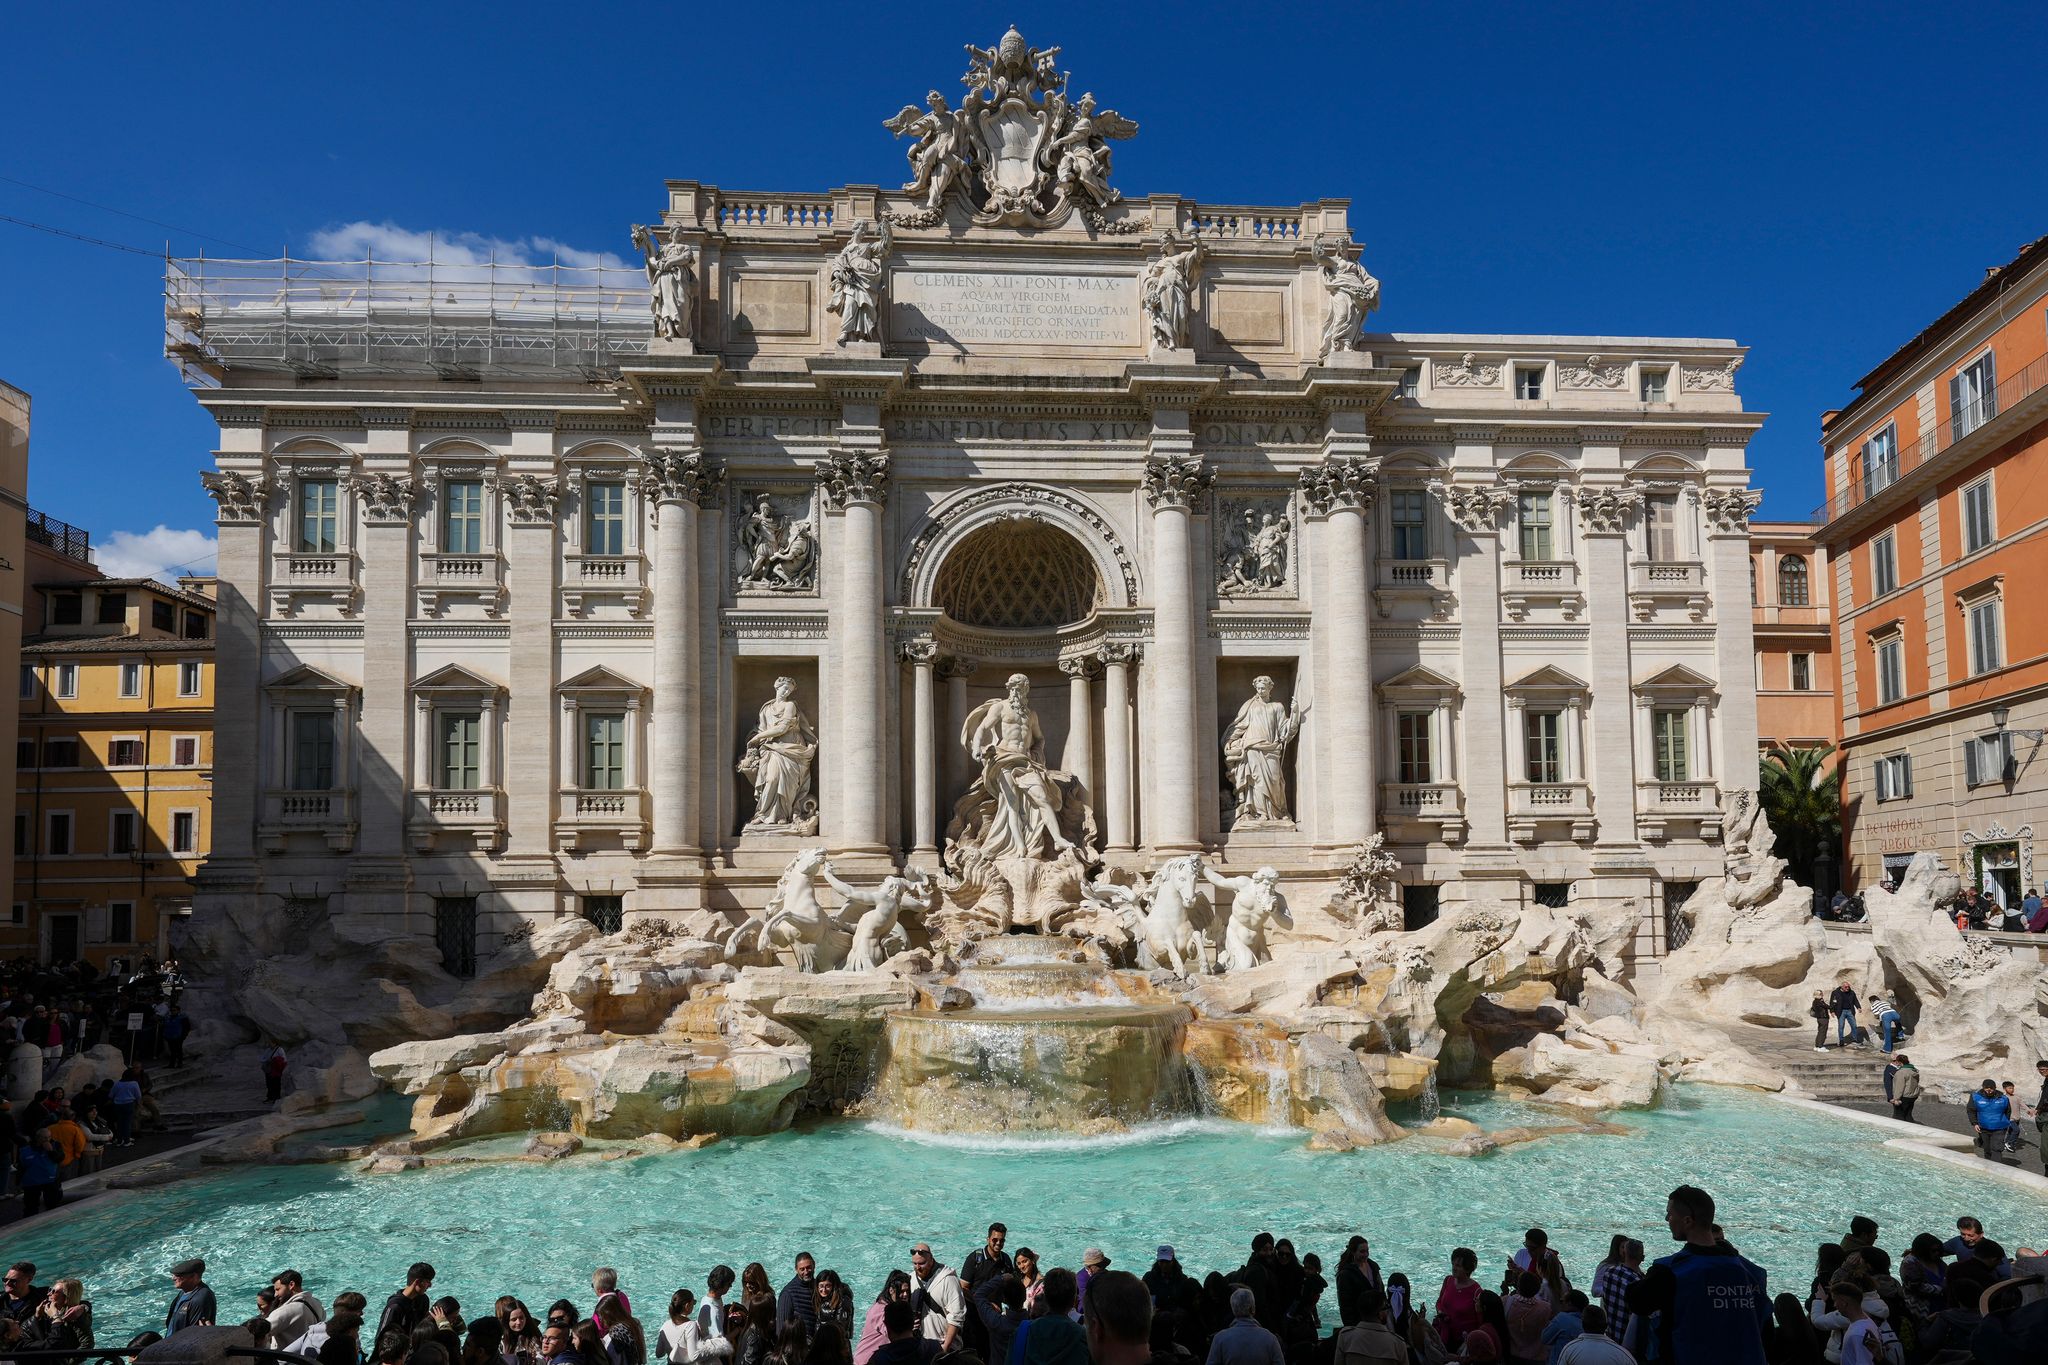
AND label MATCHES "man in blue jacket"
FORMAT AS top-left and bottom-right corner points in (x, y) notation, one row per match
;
(1967, 1078), (2014, 1161)
(1624, 1185), (1770, 1365)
